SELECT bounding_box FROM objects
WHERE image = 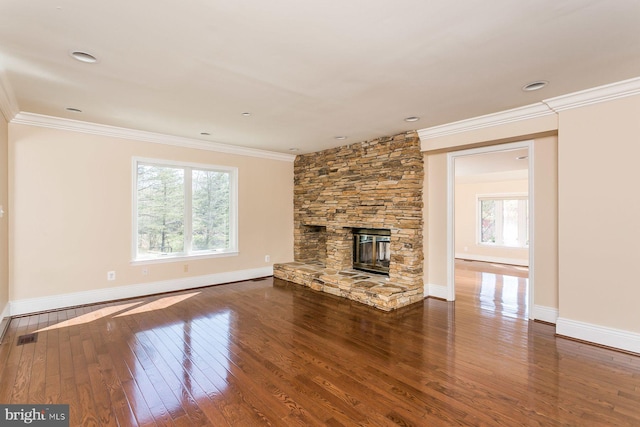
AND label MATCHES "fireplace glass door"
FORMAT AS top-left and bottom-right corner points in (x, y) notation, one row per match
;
(353, 229), (391, 274)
